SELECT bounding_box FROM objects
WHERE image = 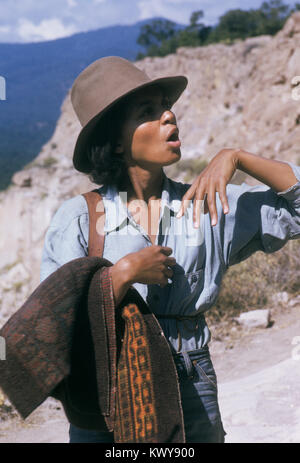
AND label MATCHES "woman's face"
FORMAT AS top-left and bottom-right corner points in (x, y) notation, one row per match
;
(116, 86), (181, 170)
